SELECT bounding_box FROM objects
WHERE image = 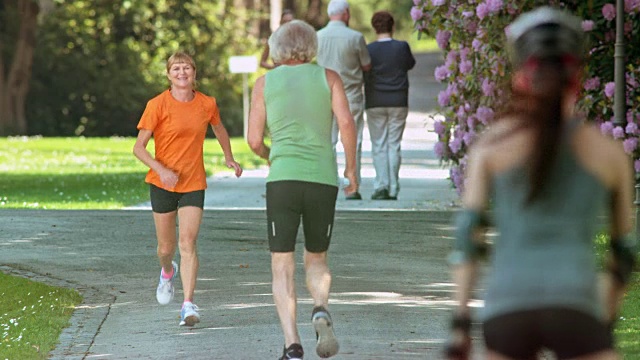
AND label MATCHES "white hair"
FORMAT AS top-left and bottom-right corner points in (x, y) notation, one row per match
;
(327, 0), (349, 17)
(268, 20), (317, 64)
